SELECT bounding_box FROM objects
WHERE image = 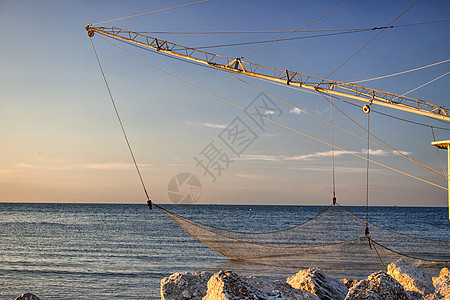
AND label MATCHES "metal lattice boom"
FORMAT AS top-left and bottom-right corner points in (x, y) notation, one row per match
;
(86, 25), (450, 122)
